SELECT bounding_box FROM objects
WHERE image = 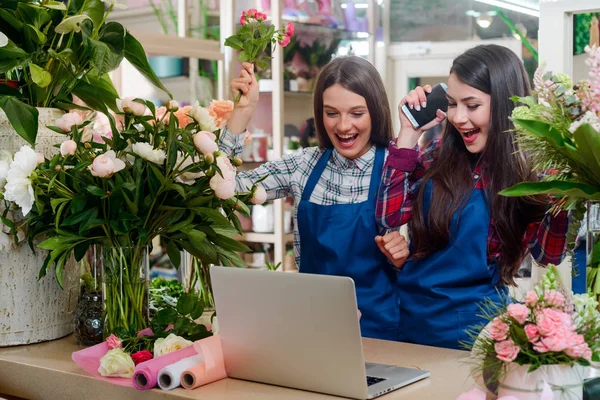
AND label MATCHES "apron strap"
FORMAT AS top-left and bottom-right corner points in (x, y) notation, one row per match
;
(301, 148), (332, 201)
(368, 147), (386, 202)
